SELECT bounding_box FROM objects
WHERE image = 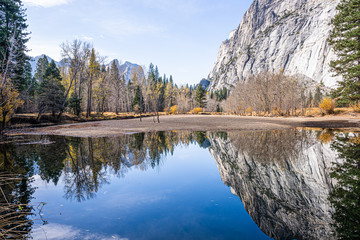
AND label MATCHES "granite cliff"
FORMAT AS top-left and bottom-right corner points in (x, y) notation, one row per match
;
(209, 0), (341, 91)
